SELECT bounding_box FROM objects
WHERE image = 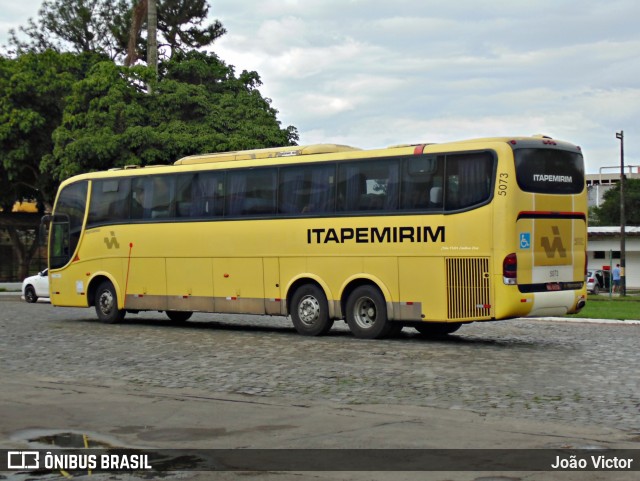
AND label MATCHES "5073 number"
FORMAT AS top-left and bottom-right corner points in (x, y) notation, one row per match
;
(498, 173), (508, 196)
